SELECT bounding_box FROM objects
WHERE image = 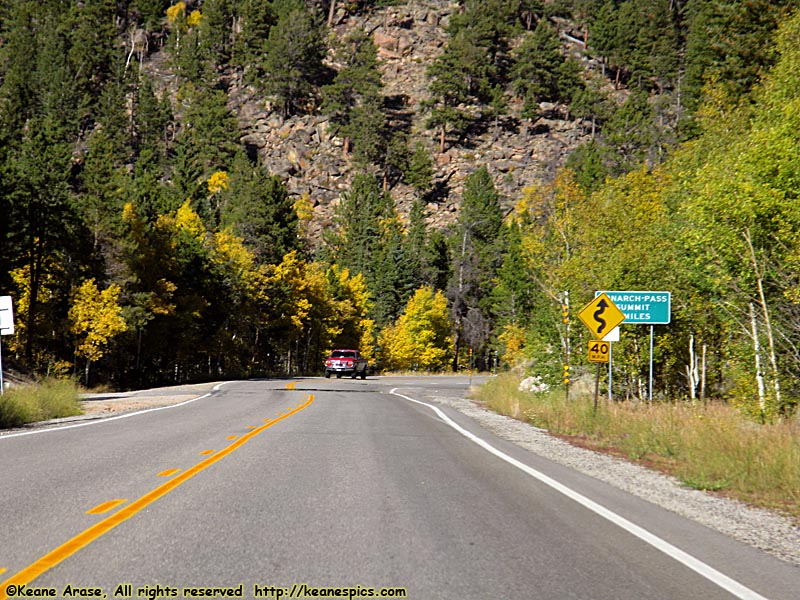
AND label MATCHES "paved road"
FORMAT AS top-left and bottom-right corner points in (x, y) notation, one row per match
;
(1, 377), (798, 599)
